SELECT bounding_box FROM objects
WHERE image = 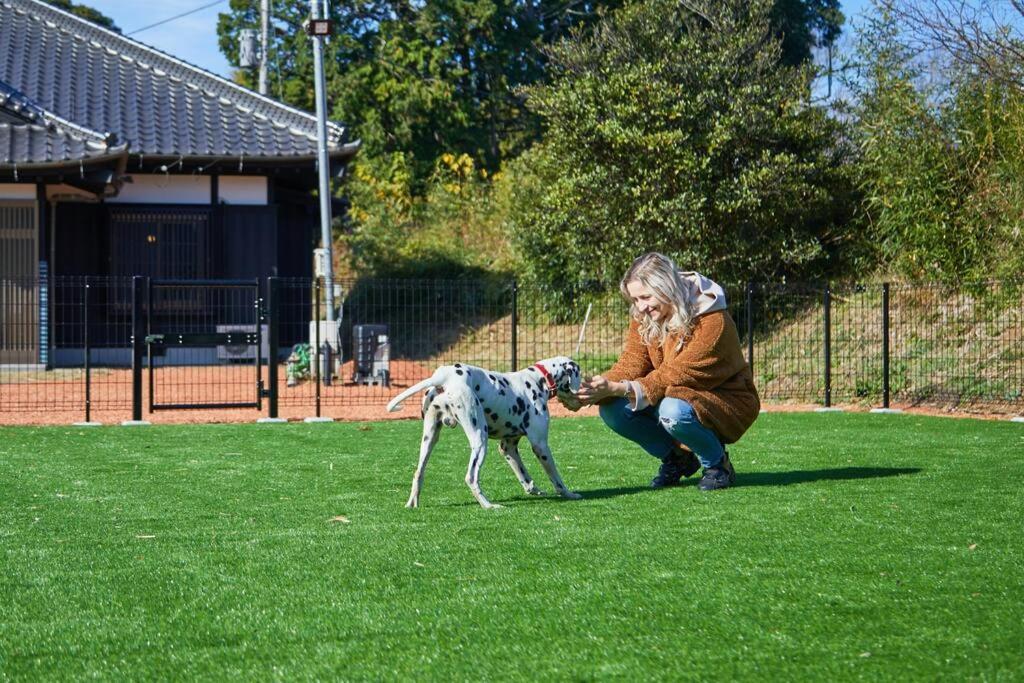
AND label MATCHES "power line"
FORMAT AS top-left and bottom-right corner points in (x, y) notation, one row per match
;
(126, 0), (228, 36)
